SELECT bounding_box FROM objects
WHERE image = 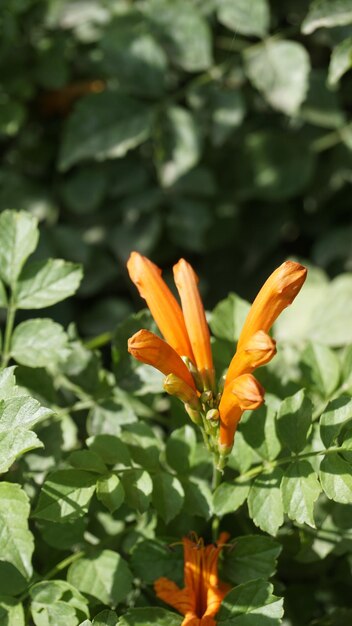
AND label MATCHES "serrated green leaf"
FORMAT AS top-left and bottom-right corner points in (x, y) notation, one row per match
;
(222, 535), (281, 585)
(277, 390), (312, 453)
(241, 401), (281, 461)
(155, 106), (201, 187)
(16, 259), (83, 309)
(217, 579), (284, 624)
(67, 550), (133, 608)
(146, 0), (212, 72)
(248, 468), (284, 536)
(87, 434), (131, 466)
(0, 483), (34, 580)
(96, 473), (125, 513)
(165, 425), (196, 473)
(213, 481), (250, 516)
(33, 469), (96, 522)
(244, 40), (310, 115)
(302, 0), (352, 34)
(0, 428), (43, 474)
(131, 540), (183, 586)
(30, 580), (89, 626)
(11, 319), (69, 368)
(0, 596), (25, 626)
(281, 460), (321, 527)
(210, 293), (250, 343)
(217, 0), (270, 37)
(301, 342), (340, 397)
(120, 468), (153, 513)
(68, 450), (107, 474)
(59, 91), (155, 171)
(118, 608), (182, 626)
(152, 472), (184, 523)
(0, 394), (52, 431)
(320, 396), (352, 447)
(320, 453), (352, 504)
(0, 210), (38, 287)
